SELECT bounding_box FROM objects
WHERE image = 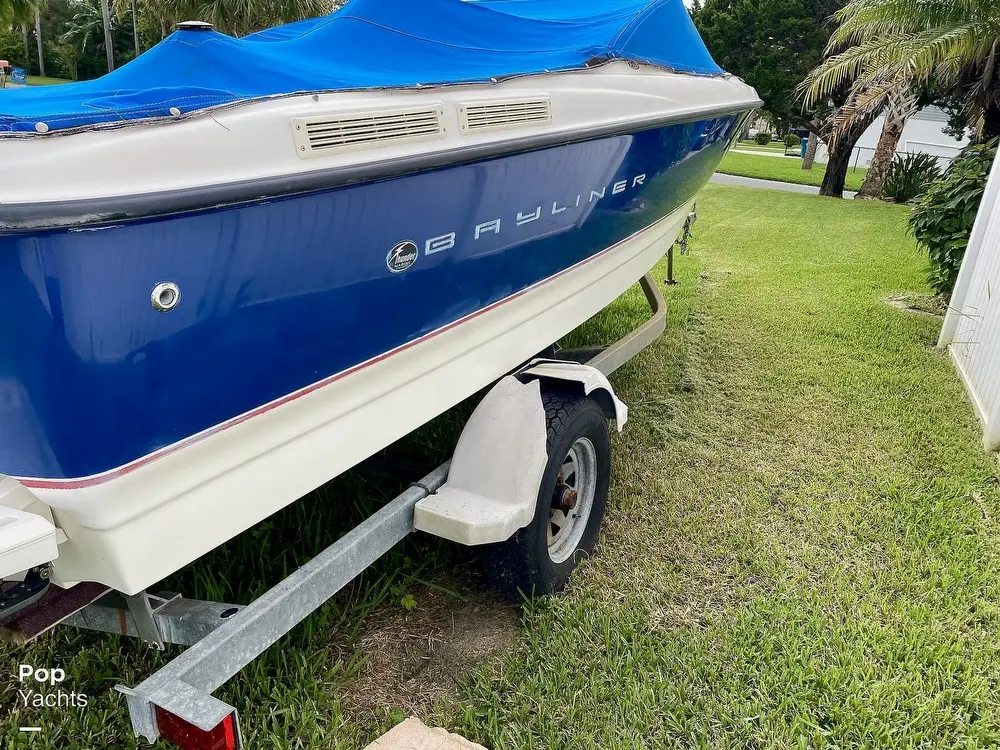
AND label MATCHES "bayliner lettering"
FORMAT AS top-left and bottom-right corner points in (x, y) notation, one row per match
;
(396, 173), (648, 266)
